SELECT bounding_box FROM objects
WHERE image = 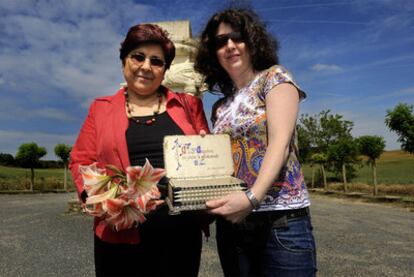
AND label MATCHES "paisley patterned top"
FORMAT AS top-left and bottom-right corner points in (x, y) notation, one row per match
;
(213, 65), (310, 211)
